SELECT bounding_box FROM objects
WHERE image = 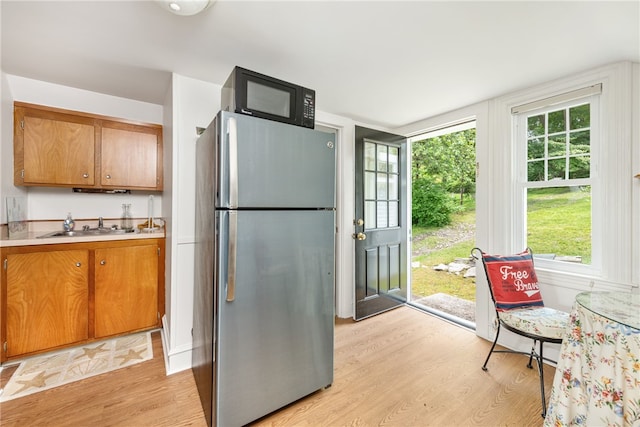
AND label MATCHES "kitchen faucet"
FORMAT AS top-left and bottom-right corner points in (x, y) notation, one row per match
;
(98, 216), (104, 229)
